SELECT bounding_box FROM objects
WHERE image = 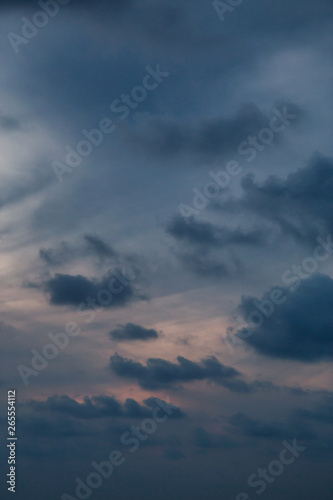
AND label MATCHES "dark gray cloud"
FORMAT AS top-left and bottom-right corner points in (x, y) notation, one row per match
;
(167, 216), (265, 278)
(39, 241), (73, 267)
(174, 251), (231, 279)
(128, 103), (272, 160)
(214, 154), (333, 244)
(237, 274), (333, 361)
(167, 216), (265, 248)
(39, 235), (116, 267)
(43, 269), (144, 308)
(83, 234), (116, 258)
(109, 323), (159, 342)
(109, 353), (248, 391)
(29, 394), (123, 419)
(143, 397), (185, 419)
(28, 394), (184, 419)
